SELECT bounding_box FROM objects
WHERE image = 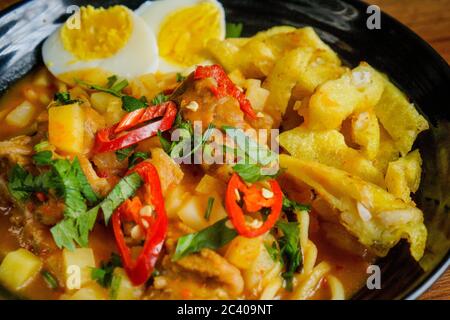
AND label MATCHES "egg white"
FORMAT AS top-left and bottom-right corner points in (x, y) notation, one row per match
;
(42, 8), (159, 80)
(136, 0), (225, 73)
